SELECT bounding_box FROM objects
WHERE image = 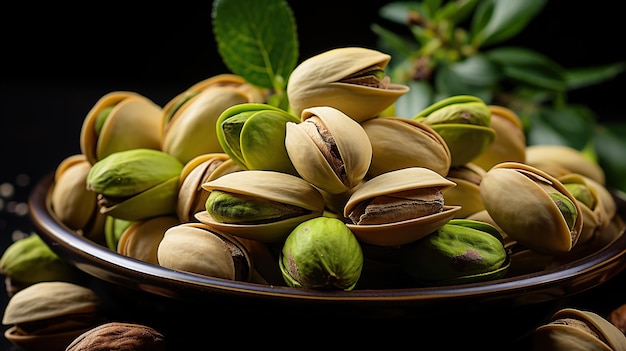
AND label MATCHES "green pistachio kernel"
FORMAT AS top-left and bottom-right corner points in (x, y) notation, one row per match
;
(564, 183), (595, 209)
(205, 190), (306, 224)
(549, 192), (578, 230)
